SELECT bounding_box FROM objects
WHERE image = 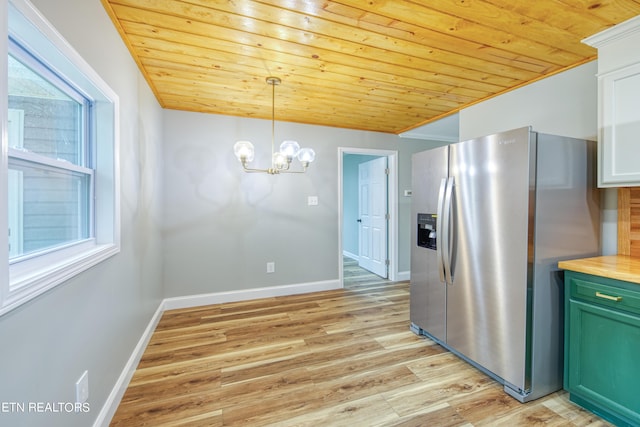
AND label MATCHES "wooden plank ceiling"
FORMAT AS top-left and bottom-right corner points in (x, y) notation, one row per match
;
(101, 0), (640, 134)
